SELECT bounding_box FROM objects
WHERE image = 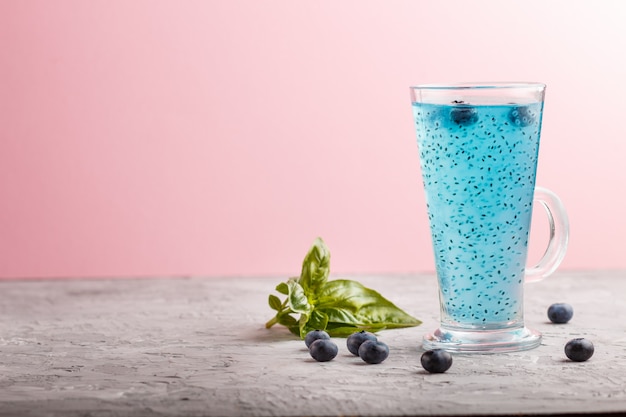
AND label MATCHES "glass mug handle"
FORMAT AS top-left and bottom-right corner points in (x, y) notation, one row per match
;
(525, 186), (570, 283)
